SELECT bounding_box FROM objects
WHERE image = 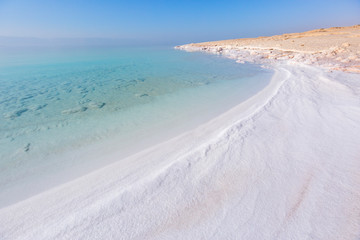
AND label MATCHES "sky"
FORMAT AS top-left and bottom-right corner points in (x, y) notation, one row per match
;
(0, 0), (359, 45)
